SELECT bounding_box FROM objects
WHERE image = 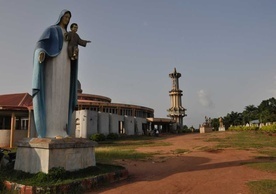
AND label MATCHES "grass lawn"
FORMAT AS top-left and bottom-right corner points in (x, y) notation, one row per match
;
(205, 131), (276, 150)
(95, 136), (171, 163)
(247, 180), (276, 194)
